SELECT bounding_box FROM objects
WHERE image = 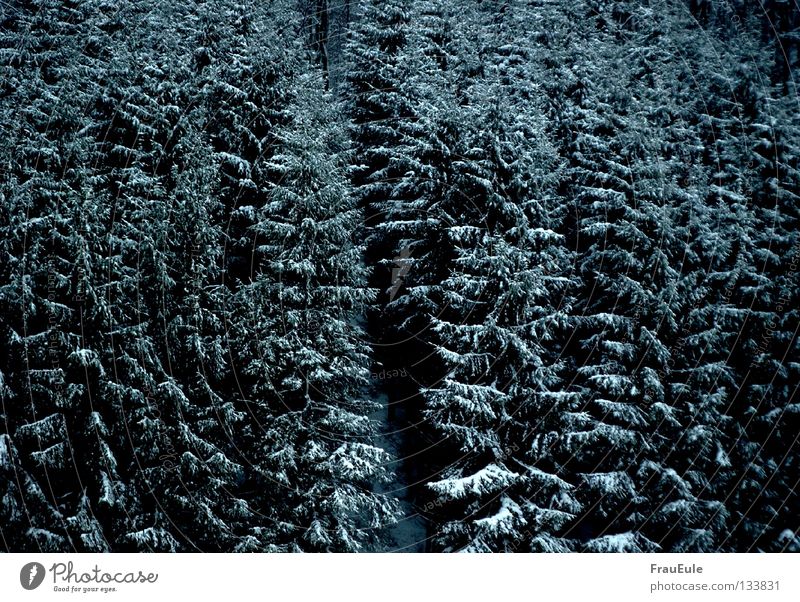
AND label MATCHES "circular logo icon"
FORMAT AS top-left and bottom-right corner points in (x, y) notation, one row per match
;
(20, 562), (46, 590)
